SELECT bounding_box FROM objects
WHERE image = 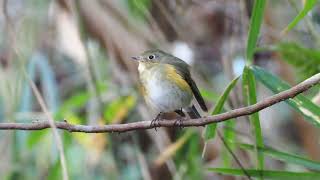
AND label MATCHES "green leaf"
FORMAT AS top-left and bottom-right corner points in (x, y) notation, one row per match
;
(61, 91), (89, 110)
(246, 0), (267, 62)
(236, 143), (320, 171)
(251, 66), (320, 127)
(208, 168), (320, 180)
(204, 76), (240, 140)
(126, 0), (151, 20)
(104, 95), (136, 124)
(282, 0), (318, 34)
(203, 122), (218, 141)
(242, 66), (264, 176)
(155, 130), (194, 166)
(200, 89), (220, 103)
(47, 159), (61, 180)
(222, 120), (236, 167)
(245, 0), (267, 174)
(274, 42), (320, 80)
(55, 91), (90, 120)
(26, 130), (49, 149)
